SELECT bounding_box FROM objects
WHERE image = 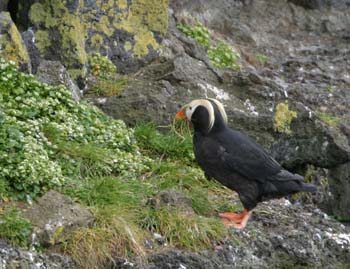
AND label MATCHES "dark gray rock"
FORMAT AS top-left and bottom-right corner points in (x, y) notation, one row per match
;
(111, 199), (350, 269)
(23, 190), (94, 247)
(151, 189), (195, 216)
(22, 27), (41, 74)
(0, 241), (74, 269)
(36, 60), (81, 101)
(289, 0), (350, 9)
(0, 0), (8, 12)
(328, 162), (350, 221)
